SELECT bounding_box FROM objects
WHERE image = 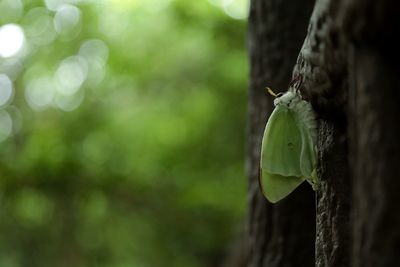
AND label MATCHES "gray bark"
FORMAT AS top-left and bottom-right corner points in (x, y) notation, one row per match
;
(292, 1), (351, 266)
(247, 0), (400, 266)
(343, 1), (400, 266)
